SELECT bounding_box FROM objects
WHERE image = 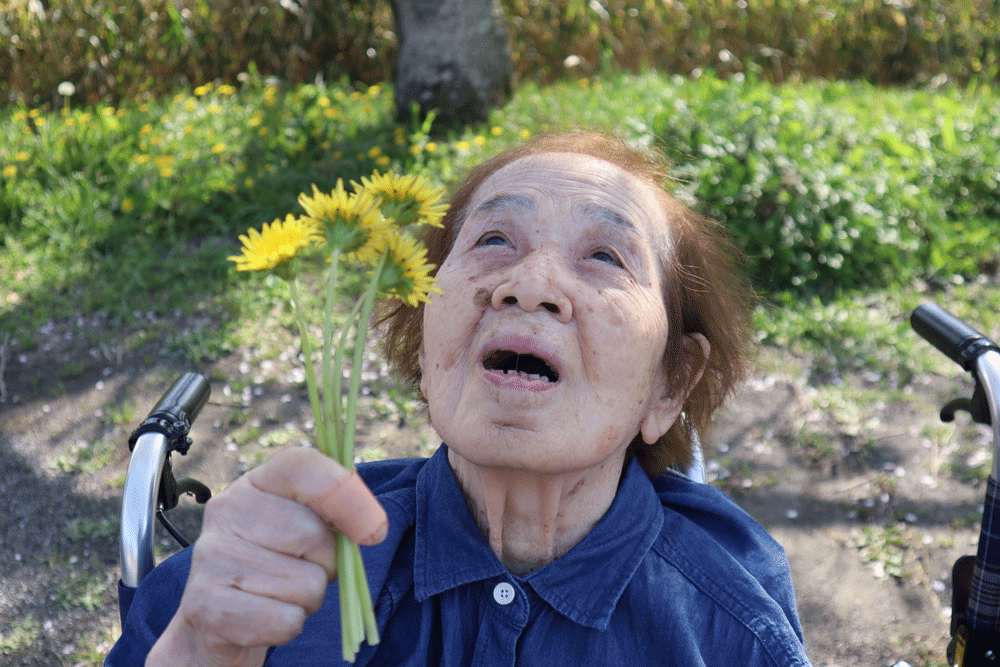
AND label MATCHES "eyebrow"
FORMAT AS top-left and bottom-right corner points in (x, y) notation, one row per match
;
(582, 202), (636, 231)
(475, 193), (534, 214)
(473, 195), (638, 233)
